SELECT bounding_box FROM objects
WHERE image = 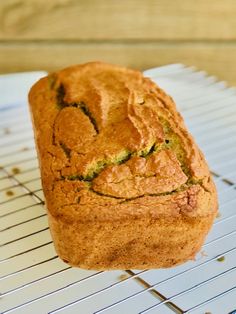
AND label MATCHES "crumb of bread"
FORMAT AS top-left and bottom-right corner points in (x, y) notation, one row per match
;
(217, 256), (225, 262)
(118, 274), (129, 281)
(4, 127), (11, 134)
(200, 250), (208, 258)
(12, 167), (21, 174)
(6, 190), (14, 196)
